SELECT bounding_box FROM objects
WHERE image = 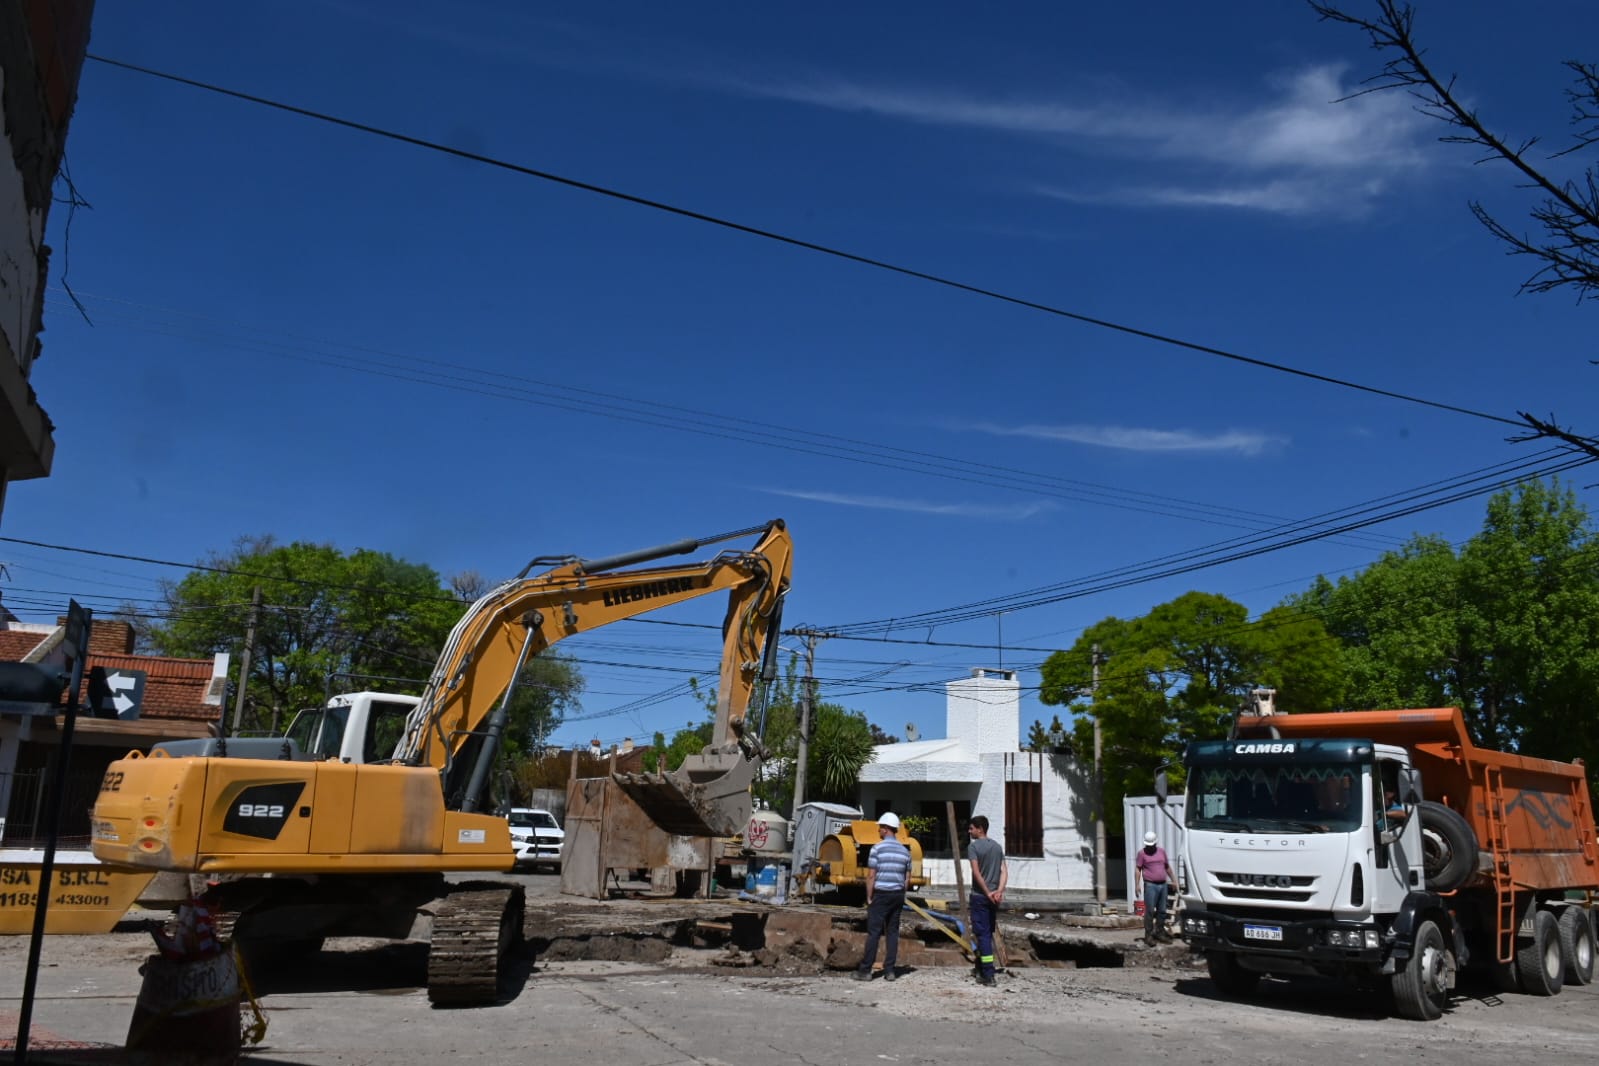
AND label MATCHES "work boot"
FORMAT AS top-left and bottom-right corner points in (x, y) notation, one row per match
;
(977, 973), (996, 987)
(883, 970), (898, 982)
(853, 969), (872, 981)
